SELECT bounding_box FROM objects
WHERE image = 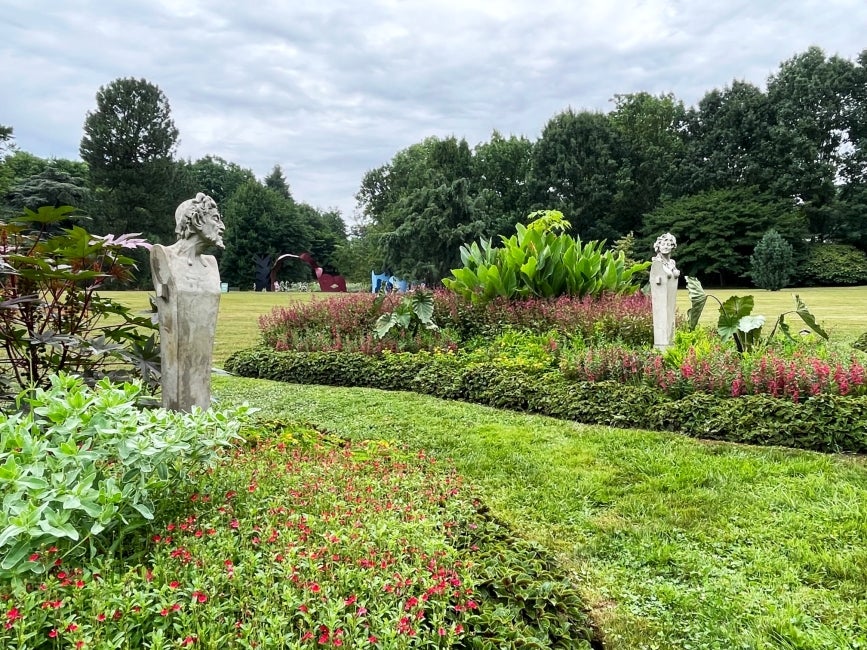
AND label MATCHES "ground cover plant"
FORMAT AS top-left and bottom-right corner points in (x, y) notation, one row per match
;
(0, 407), (597, 649)
(213, 377), (867, 650)
(0, 373), (251, 577)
